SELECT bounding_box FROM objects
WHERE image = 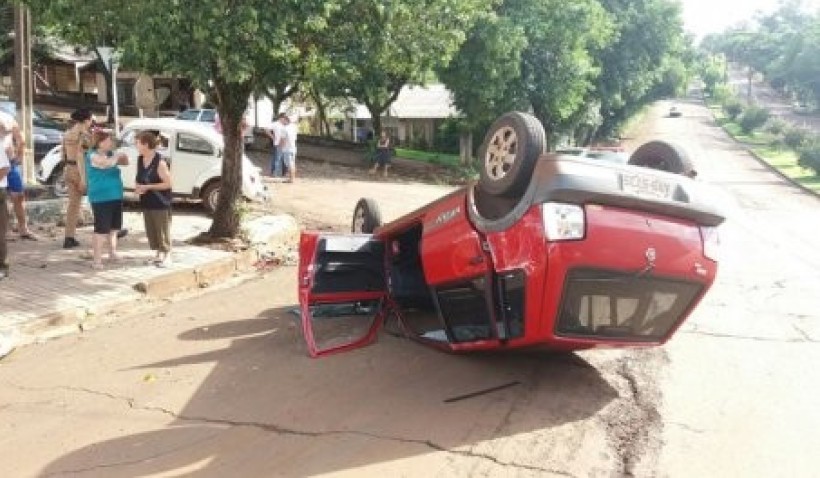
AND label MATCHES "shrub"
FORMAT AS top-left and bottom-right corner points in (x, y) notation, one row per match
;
(797, 137), (820, 175)
(765, 118), (787, 136)
(783, 127), (809, 150)
(712, 85), (732, 105)
(738, 106), (770, 134)
(723, 98), (744, 120)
